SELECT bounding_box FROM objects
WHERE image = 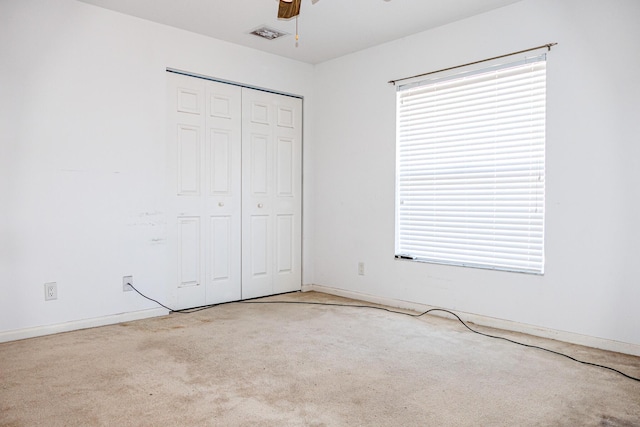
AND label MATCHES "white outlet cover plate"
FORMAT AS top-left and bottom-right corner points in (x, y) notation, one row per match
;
(44, 282), (57, 301)
(123, 276), (133, 292)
